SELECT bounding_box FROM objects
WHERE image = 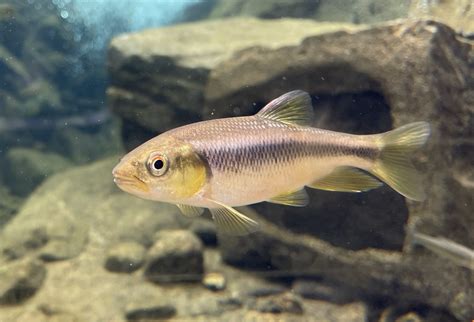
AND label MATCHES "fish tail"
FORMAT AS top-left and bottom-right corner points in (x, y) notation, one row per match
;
(370, 122), (431, 201)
